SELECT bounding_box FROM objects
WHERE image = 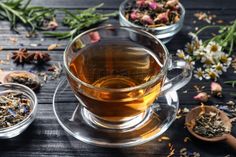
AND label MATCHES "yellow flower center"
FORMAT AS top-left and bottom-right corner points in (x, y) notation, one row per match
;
(216, 65), (223, 71)
(197, 71), (203, 77)
(209, 72), (217, 79)
(177, 53), (185, 59)
(220, 56), (227, 63)
(210, 45), (218, 52)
